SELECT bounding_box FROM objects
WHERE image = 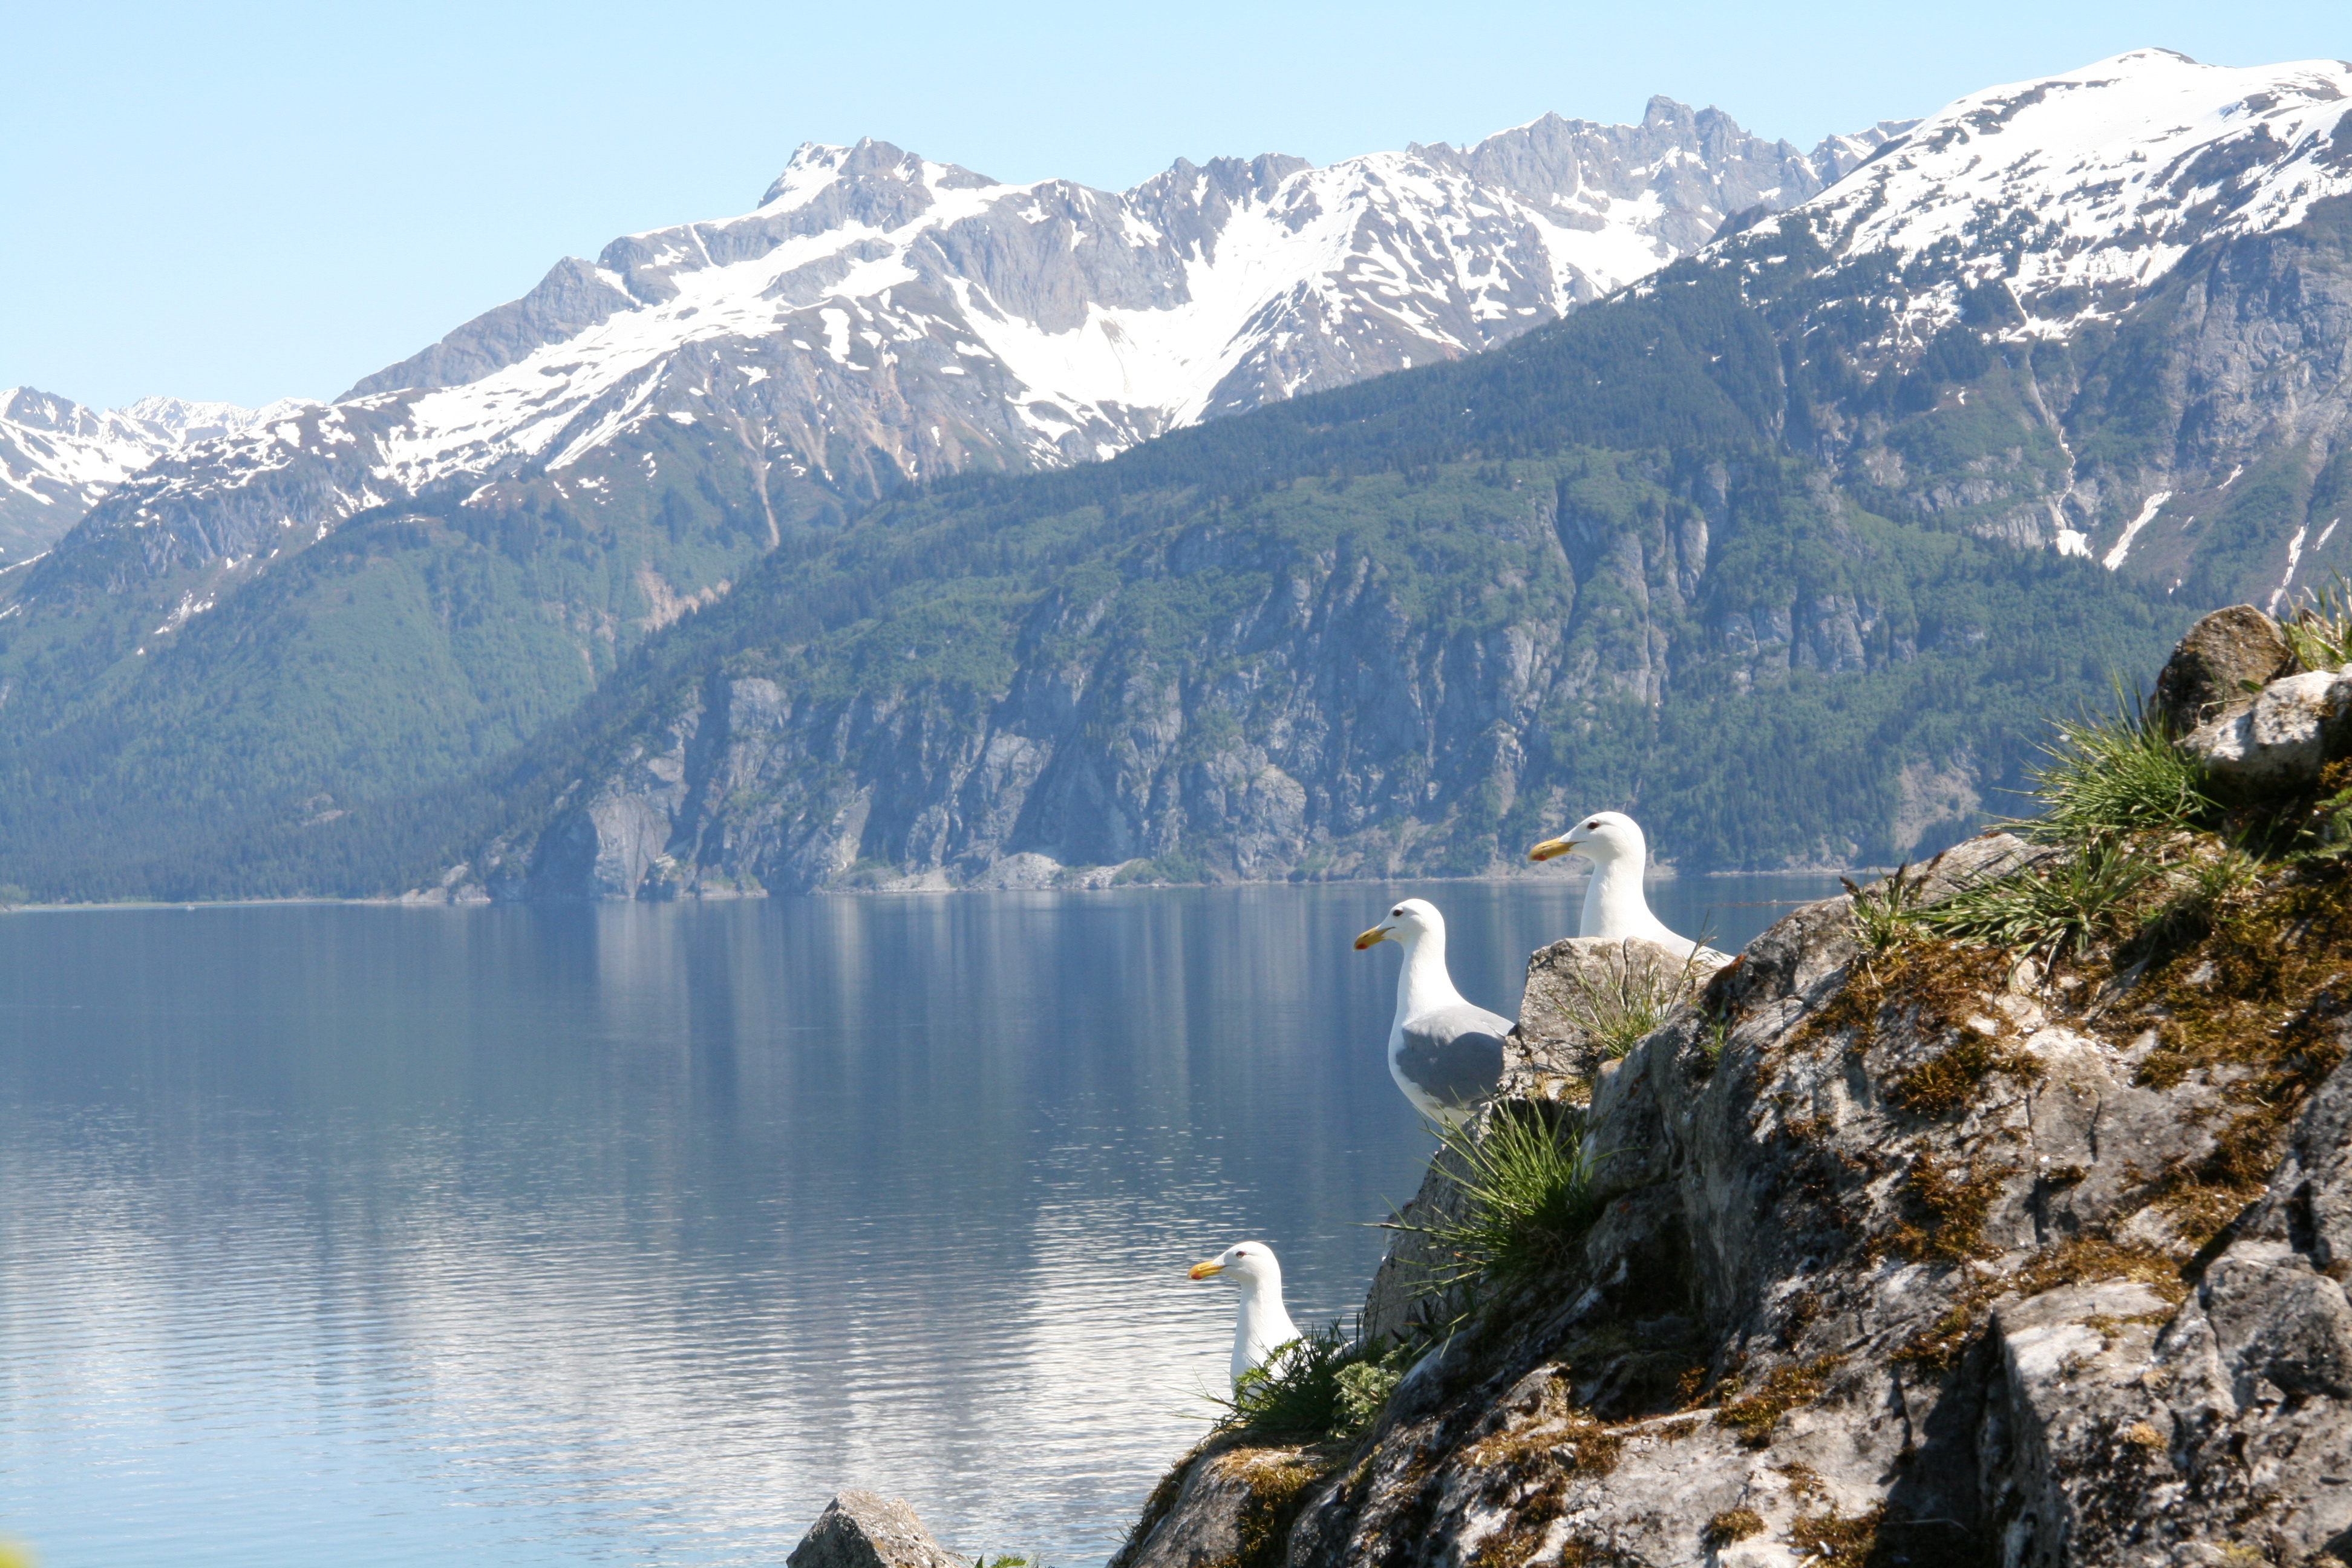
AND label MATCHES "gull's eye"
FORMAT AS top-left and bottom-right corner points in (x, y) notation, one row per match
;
(1586, 820), (1600, 829)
